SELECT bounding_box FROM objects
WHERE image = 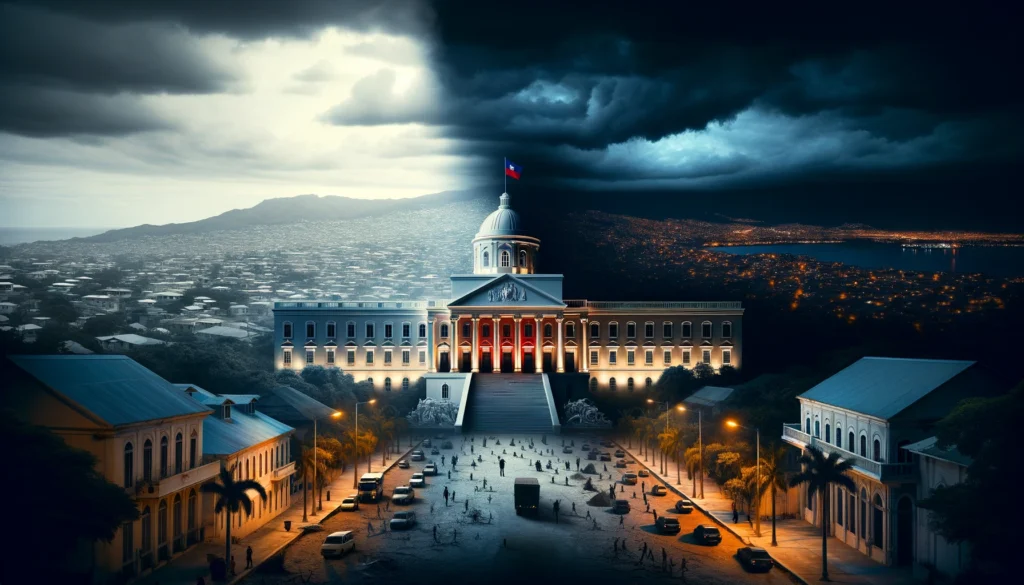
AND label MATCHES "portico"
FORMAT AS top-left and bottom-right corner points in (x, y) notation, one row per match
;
(446, 311), (566, 375)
